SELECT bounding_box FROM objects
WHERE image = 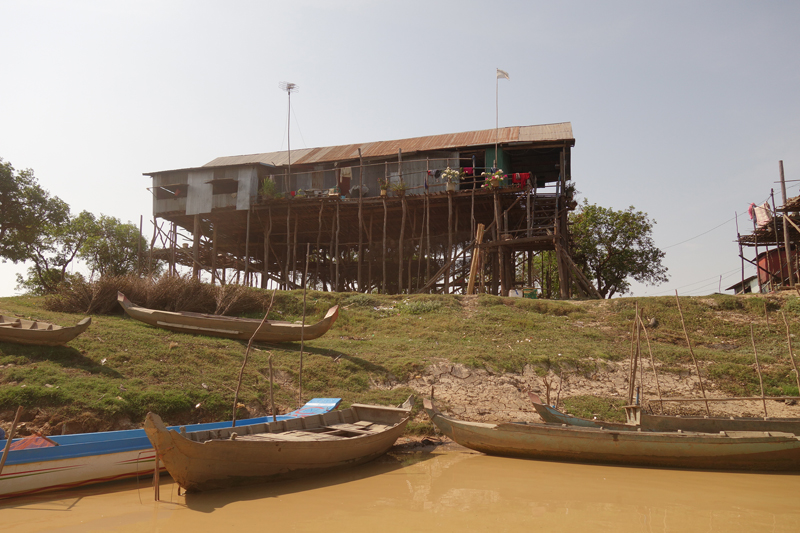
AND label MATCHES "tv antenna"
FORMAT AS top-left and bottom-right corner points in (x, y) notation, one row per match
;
(279, 82), (299, 192)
